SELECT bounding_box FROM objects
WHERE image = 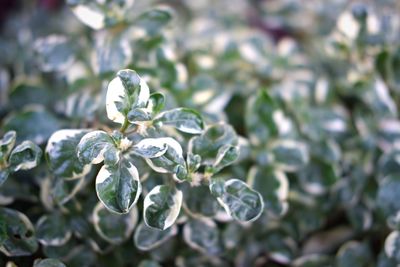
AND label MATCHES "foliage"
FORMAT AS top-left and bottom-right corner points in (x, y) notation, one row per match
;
(1, 0), (400, 266)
